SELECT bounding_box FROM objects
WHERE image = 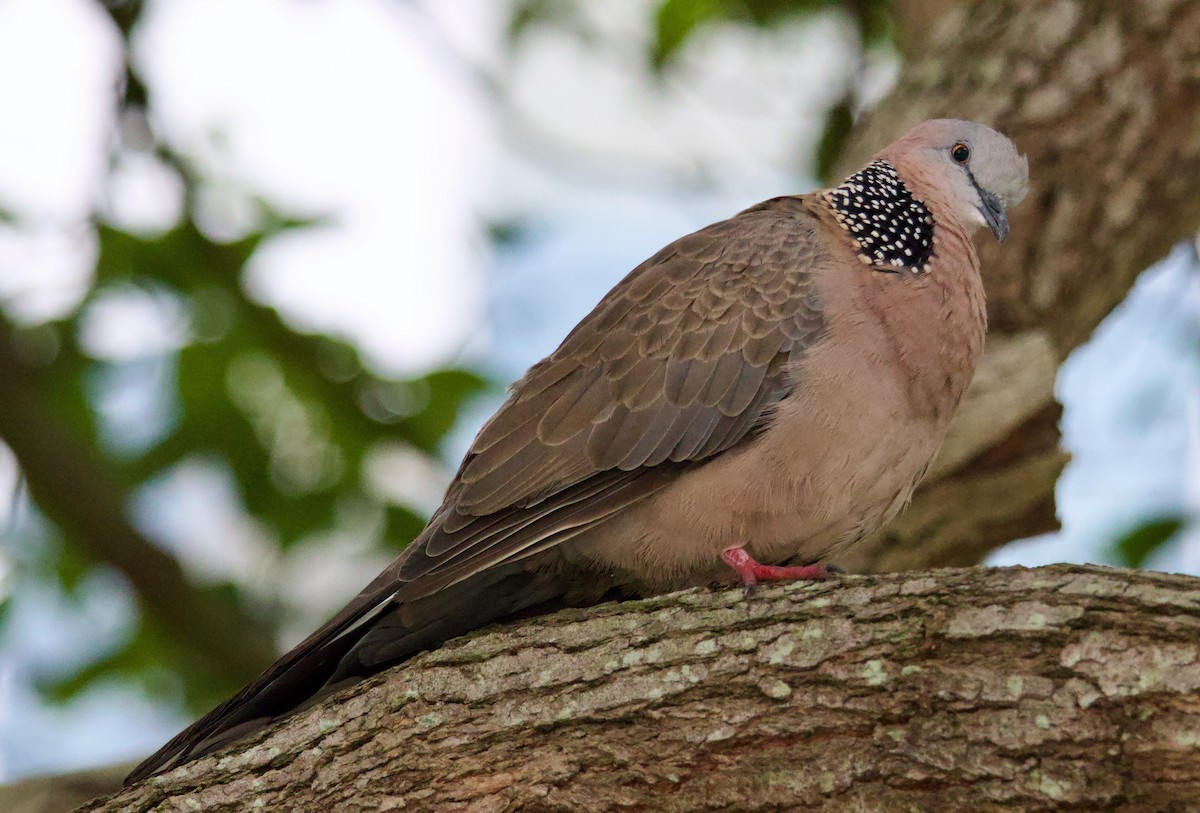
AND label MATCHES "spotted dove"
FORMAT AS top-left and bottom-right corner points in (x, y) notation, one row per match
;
(126, 118), (1029, 783)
